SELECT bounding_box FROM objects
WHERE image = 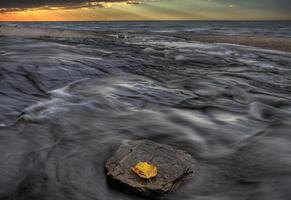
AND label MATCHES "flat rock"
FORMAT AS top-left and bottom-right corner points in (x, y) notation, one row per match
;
(106, 140), (195, 196)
